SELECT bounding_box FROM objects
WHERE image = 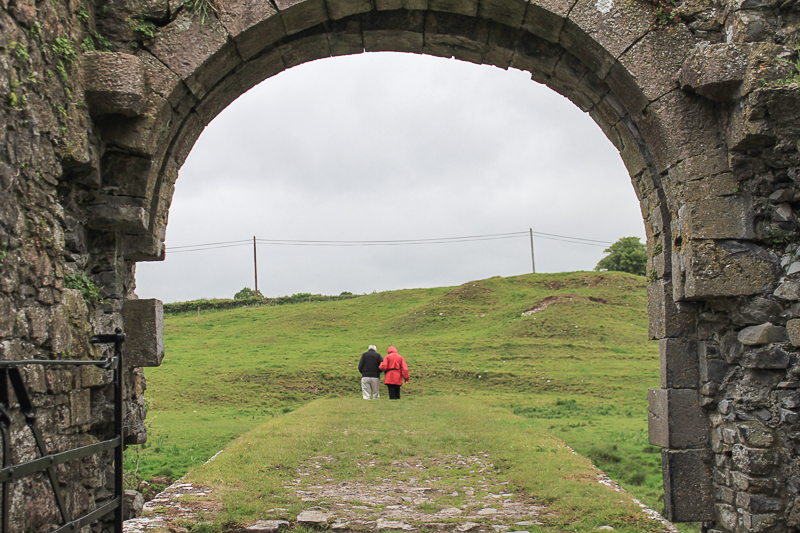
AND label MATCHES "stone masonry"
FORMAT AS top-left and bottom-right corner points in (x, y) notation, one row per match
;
(0, 0), (799, 528)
